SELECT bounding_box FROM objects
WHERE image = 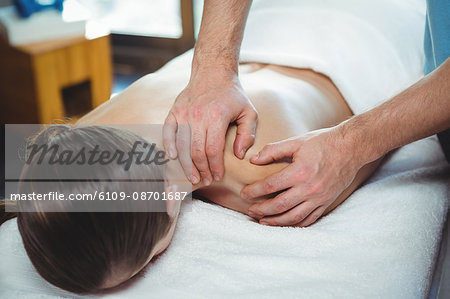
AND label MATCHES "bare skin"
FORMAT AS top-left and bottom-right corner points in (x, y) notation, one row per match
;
(78, 63), (381, 222)
(172, 1), (449, 228)
(78, 63), (384, 289)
